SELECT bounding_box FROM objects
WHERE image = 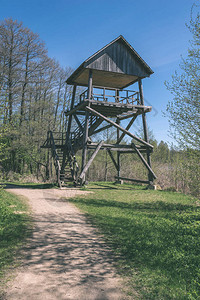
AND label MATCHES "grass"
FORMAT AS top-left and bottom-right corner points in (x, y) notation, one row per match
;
(69, 182), (200, 299)
(0, 188), (31, 281)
